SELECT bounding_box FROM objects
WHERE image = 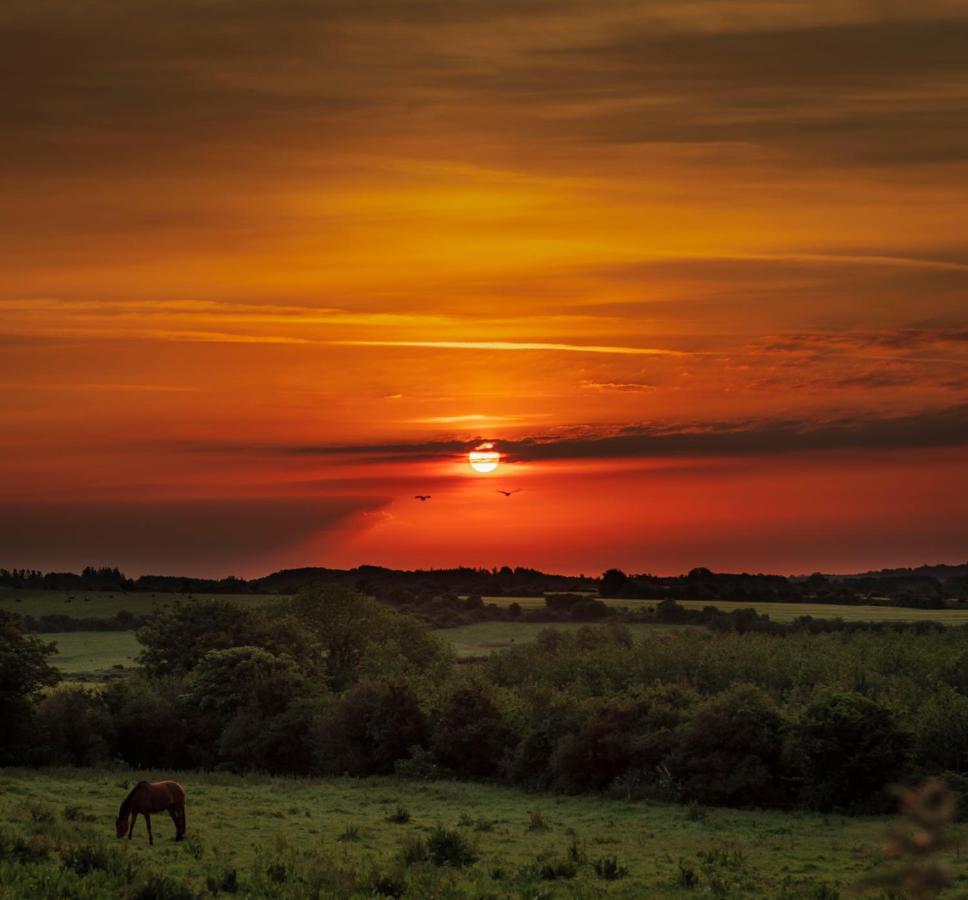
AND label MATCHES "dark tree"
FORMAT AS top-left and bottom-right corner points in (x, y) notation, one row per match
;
(0, 610), (60, 763)
(790, 691), (910, 811)
(600, 569), (628, 598)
